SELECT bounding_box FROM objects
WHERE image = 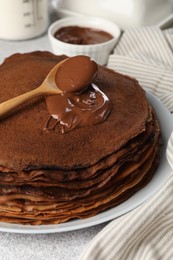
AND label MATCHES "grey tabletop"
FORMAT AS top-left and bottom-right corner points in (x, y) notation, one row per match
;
(0, 34), (108, 260)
